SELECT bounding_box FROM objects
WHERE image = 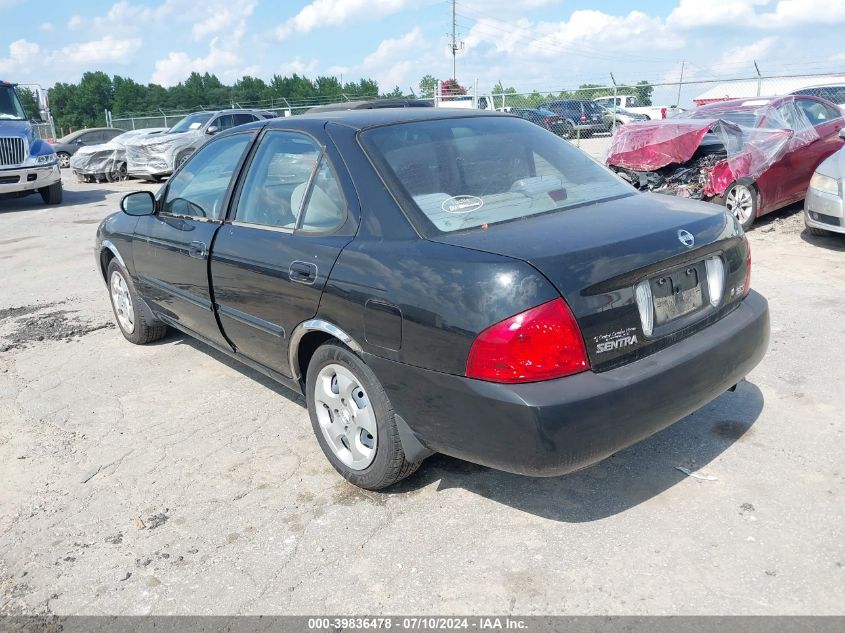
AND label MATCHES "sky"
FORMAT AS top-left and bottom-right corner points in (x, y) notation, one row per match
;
(2, 0), (845, 107)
